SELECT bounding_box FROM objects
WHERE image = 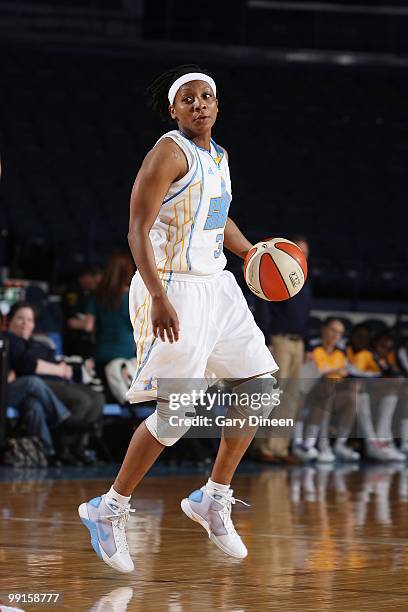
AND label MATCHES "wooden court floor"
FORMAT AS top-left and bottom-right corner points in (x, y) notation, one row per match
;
(1, 464), (408, 611)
